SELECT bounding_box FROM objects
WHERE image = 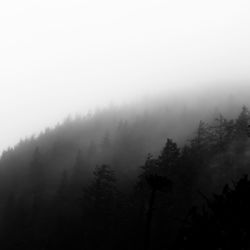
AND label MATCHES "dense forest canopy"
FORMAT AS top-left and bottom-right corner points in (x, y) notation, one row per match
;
(1, 97), (250, 249)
